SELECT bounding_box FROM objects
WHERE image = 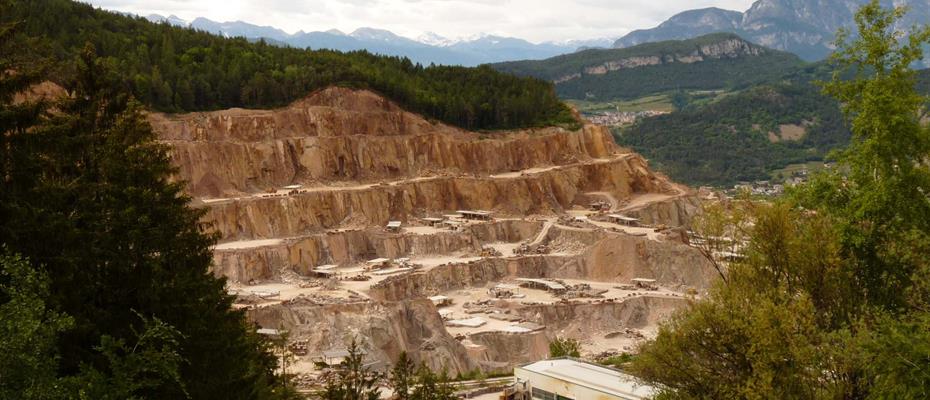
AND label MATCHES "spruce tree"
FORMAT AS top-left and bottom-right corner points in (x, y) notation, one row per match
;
(0, 41), (280, 399)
